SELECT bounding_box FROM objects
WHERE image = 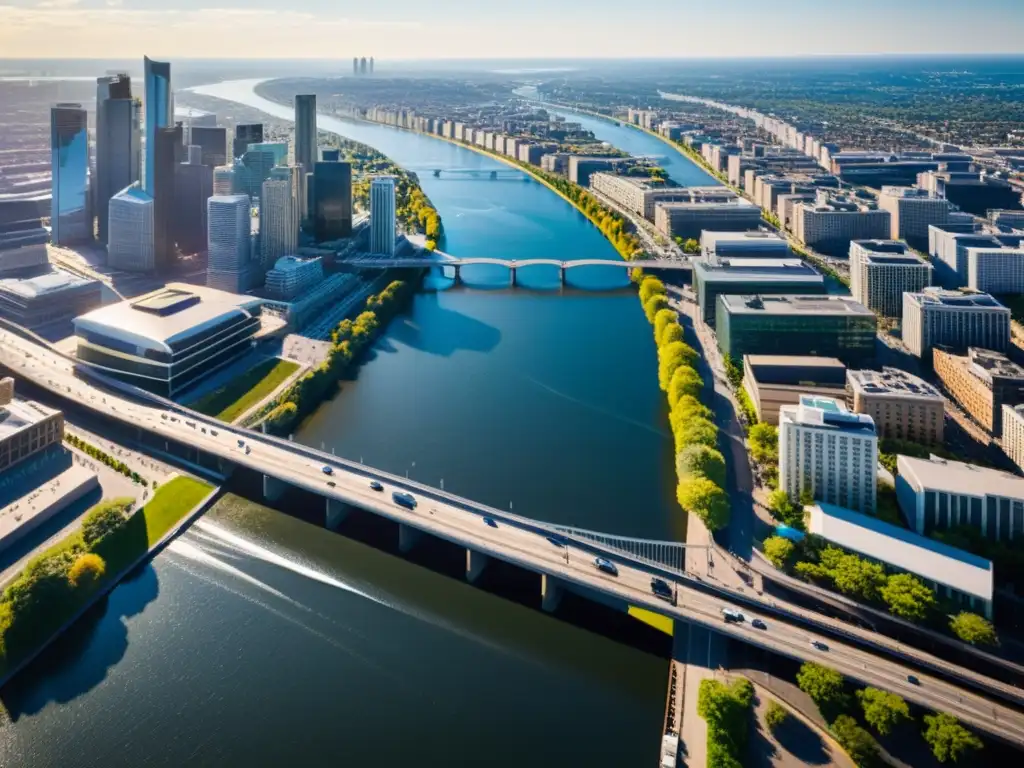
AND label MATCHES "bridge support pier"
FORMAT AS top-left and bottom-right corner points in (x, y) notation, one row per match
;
(398, 523), (422, 554)
(540, 573), (564, 613)
(263, 474), (288, 503)
(325, 498), (351, 529)
(452, 265), (461, 285)
(510, 267), (517, 288)
(559, 267), (566, 286)
(466, 549), (489, 583)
